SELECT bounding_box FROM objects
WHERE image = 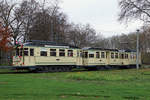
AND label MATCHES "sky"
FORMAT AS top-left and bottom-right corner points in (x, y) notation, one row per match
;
(60, 0), (143, 37)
